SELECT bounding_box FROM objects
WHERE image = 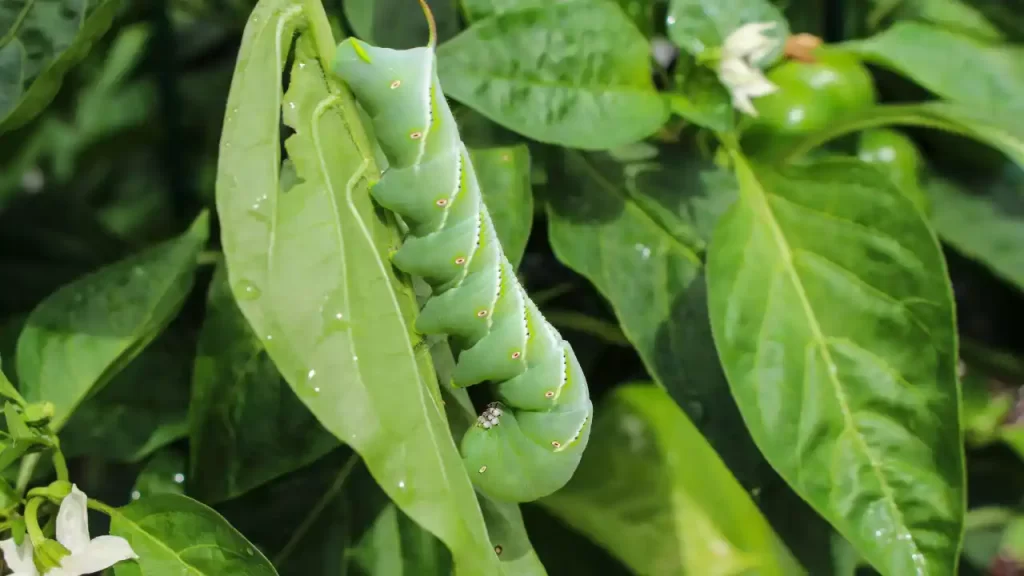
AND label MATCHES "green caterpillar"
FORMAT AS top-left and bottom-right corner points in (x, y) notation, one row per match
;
(332, 2), (592, 503)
